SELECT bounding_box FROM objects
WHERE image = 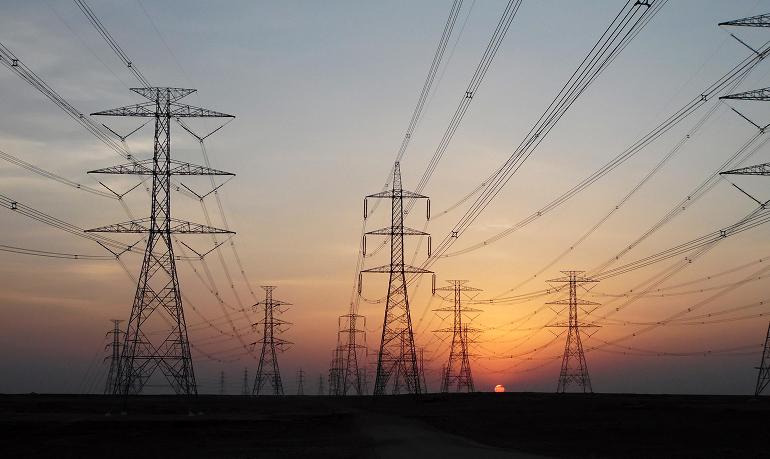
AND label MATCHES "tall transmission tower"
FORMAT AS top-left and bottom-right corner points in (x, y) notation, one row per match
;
(317, 374), (325, 396)
(338, 312), (366, 395)
(219, 371), (226, 396)
(328, 345), (345, 396)
(361, 161), (432, 396)
(433, 280), (482, 393)
(87, 88), (234, 407)
(104, 319), (124, 395)
(546, 271), (599, 393)
(241, 368), (249, 396)
(297, 368), (305, 395)
(719, 95), (770, 395)
(251, 286), (292, 396)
